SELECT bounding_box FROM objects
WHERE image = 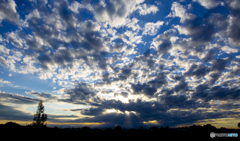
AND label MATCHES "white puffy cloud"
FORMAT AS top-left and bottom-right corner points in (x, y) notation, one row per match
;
(167, 2), (196, 23)
(68, 1), (93, 13)
(0, 0), (22, 24)
(193, 0), (220, 9)
(226, 0), (240, 10)
(93, 0), (144, 28)
(136, 3), (159, 15)
(123, 30), (143, 47)
(0, 56), (8, 67)
(221, 46), (238, 54)
(142, 21), (164, 36)
(22, 9), (40, 27)
(0, 45), (10, 55)
(6, 31), (24, 48)
(126, 18), (141, 31)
